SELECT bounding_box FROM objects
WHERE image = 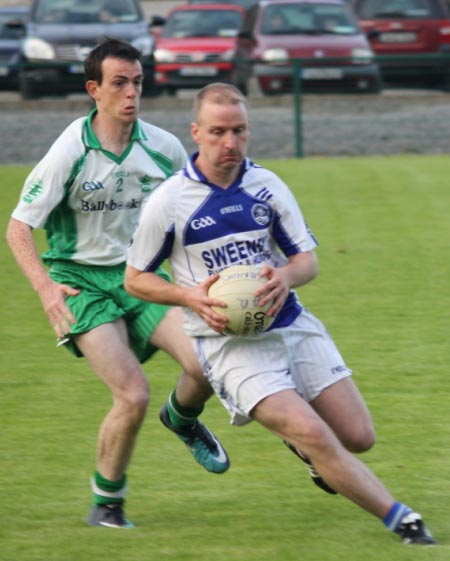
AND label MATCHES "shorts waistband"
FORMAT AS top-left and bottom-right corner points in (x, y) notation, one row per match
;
(49, 260), (126, 273)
